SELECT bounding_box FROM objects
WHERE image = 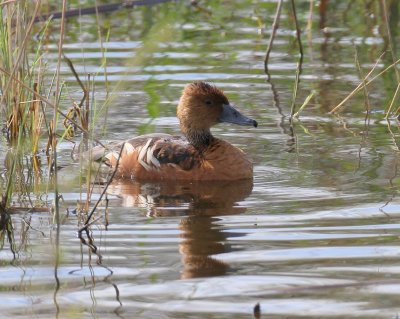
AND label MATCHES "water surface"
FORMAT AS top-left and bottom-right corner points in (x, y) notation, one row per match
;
(2, 1), (400, 318)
